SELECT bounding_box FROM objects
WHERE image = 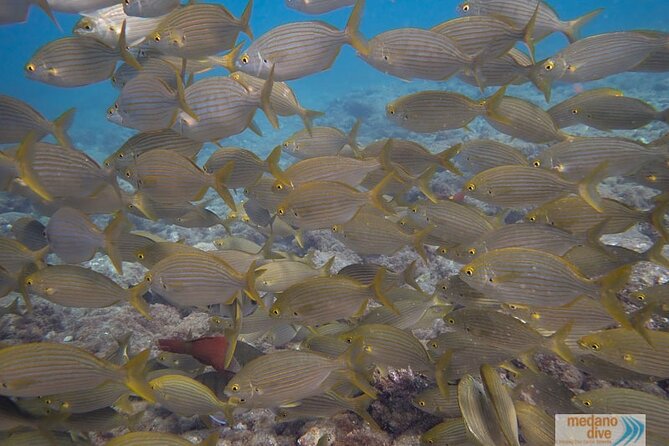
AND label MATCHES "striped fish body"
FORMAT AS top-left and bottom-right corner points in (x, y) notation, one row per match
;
(174, 77), (261, 142)
(458, 48), (532, 87)
(124, 0), (180, 18)
(421, 418), (475, 446)
(150, 374), (229, 416)
(0, 237), (45, 275)
(465, 165), (578, 208)
(535, 137), (666, 181)
(124, 149), (211, 203)
(45, 207), (104, 264)
(109, 75), (181, 131)
(282, 126), (353, 159)
(285, 0), (356, 15)
(364, 28), (471, 81)
(203, 147), (267, 189)
(107, 432), (202, 446)
(0, 96), (58, 144)
(270, 276), (372, 325)
(457, 375), (507, 446)
(0, 343), (122, 398)
(255, 259), (328, 293)
(560, 95), (664, 130)
(280, 156), (380, 188)
(224, 350), (345, 408)
(244, 177), (290, 213)
(237, 21), (348, 81)
(633, 47), (669, 72)
(73, 5), (165, 47)
(332, 207), (414, 256)
(514, 402), (555, 446)
(25, 36), (121, 87)
(24, 265), (127, 308)
(112, 57), (178, 90)
(413, 387), (461, 418)
(46, 0), (118, 13)
(546, 88), (623, 128)
(386, 91), (484, 133)
(632, 163), (669, 191)
(104, 129), (202, 171)
(460, 247), (598, 306)
(10, 217), (47, 251)
(452, 139), (528, 173)
(147, 3), (251, 58)
(145, 252), (246, 307)
(431, 15), (526, 59)
(276, 181), (370, 230)
(484, 95), (564, 143)
(411, 200), (498, 244)
(231, 71), (301, 117)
